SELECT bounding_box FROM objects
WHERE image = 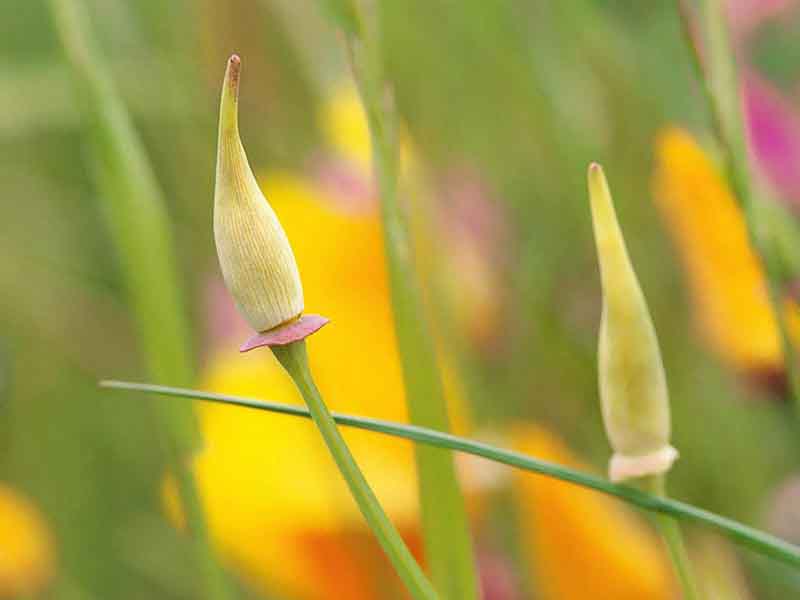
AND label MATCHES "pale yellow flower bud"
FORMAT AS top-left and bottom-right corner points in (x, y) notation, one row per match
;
(588, 163), (678, 483)
(214, 55), (304, 332)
